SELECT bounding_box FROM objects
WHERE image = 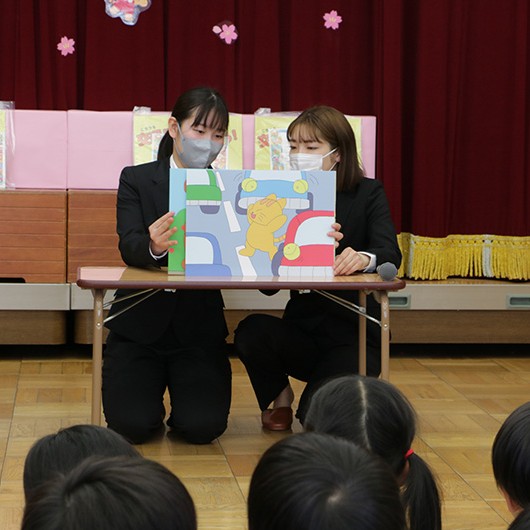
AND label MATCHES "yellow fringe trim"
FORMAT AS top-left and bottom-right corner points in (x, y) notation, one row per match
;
(396, 232), (409, 279)
(489, 236), (530, 280)
(398, 233), (530, 280)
